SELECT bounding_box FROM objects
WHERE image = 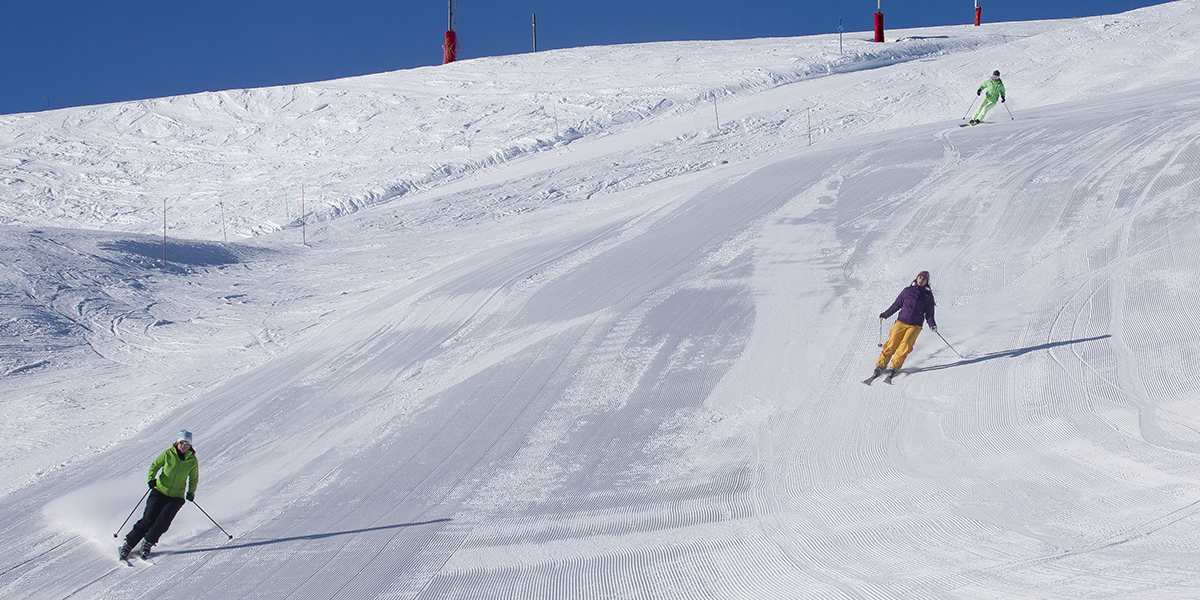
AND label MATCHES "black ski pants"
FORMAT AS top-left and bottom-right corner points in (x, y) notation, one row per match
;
(125, 489), (185, 548)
